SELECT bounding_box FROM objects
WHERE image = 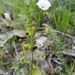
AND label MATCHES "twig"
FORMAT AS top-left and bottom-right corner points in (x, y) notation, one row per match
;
(38, 27), (75, 40)
(54, 30), (75, 40)
(57, 50), (75, 57)
(48, 54), (53, 69)
(13, 42), (19, 60)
